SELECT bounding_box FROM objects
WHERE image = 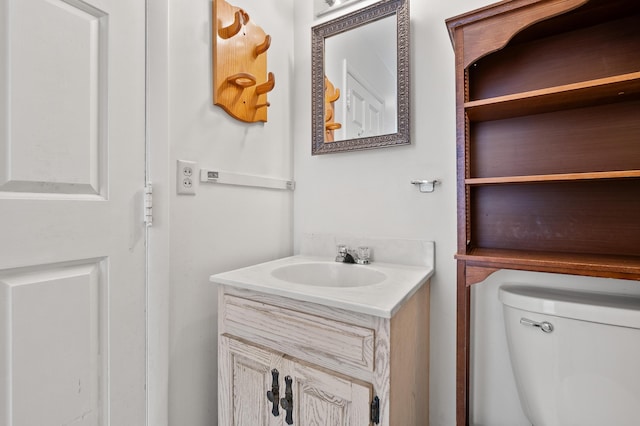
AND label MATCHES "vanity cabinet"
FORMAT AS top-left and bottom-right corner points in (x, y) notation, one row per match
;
(217, 283), (430, 426)
(446, 0), (640, 424)
(219, 336), (371, 426)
